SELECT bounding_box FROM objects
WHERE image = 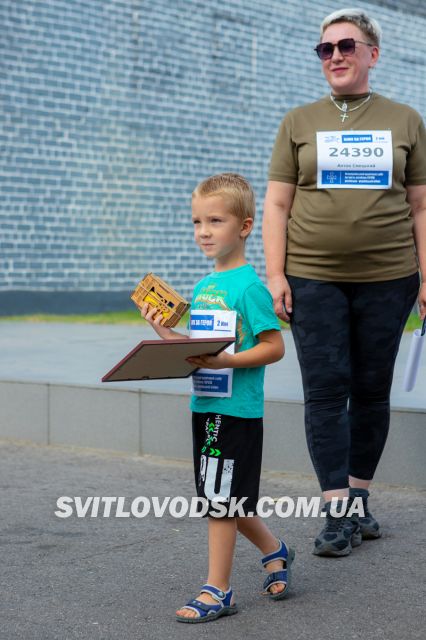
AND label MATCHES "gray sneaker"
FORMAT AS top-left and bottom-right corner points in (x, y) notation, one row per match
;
(349, 488), (381, 539)
(313, 500), (362, 557)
